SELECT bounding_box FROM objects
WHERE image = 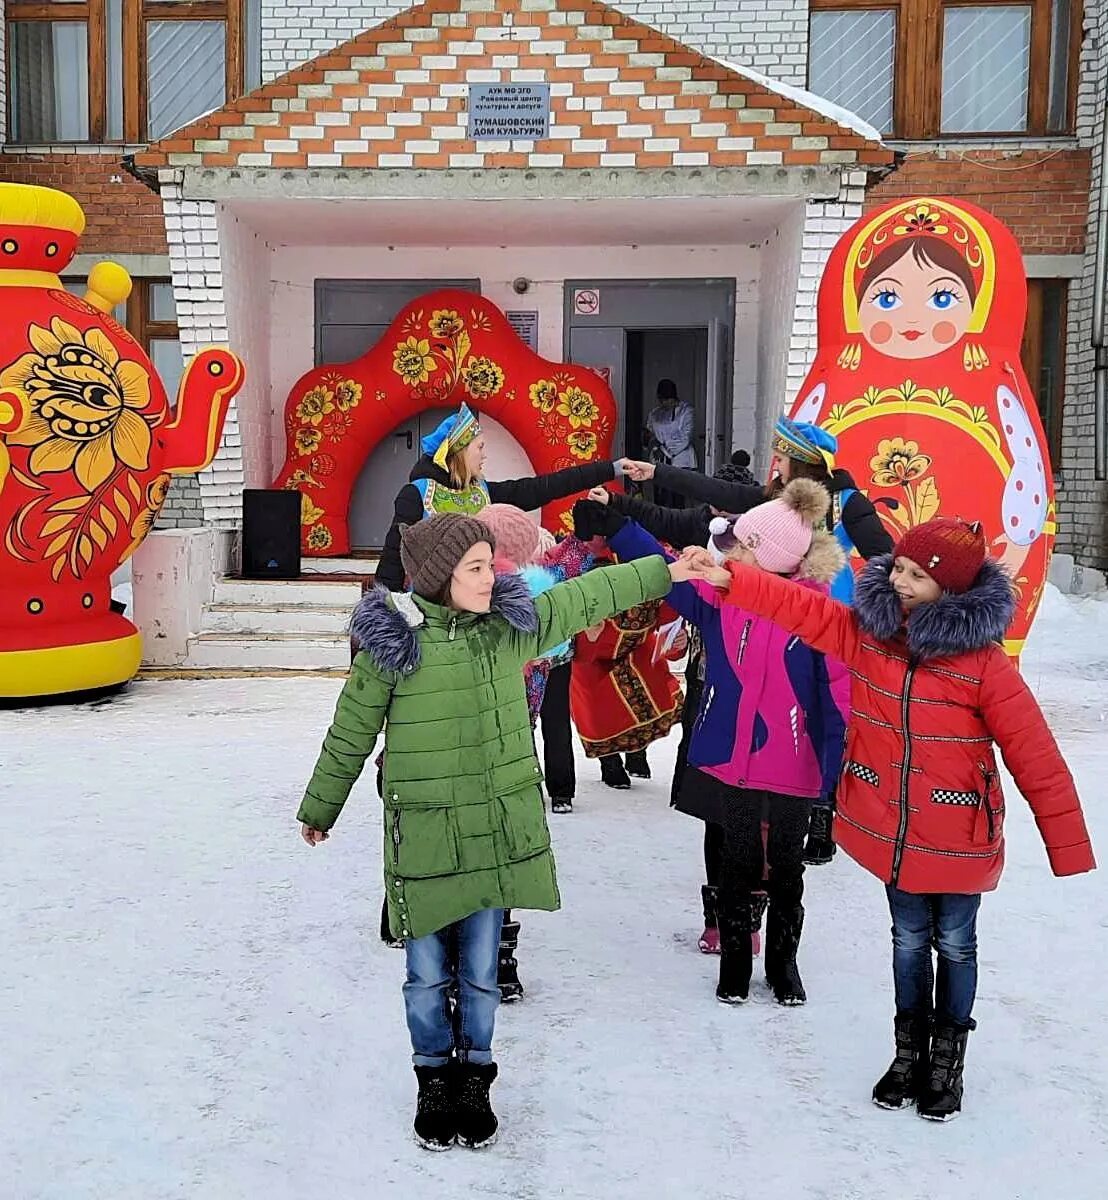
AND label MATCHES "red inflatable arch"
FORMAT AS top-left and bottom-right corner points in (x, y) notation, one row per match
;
(272, 290), (619, 557)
